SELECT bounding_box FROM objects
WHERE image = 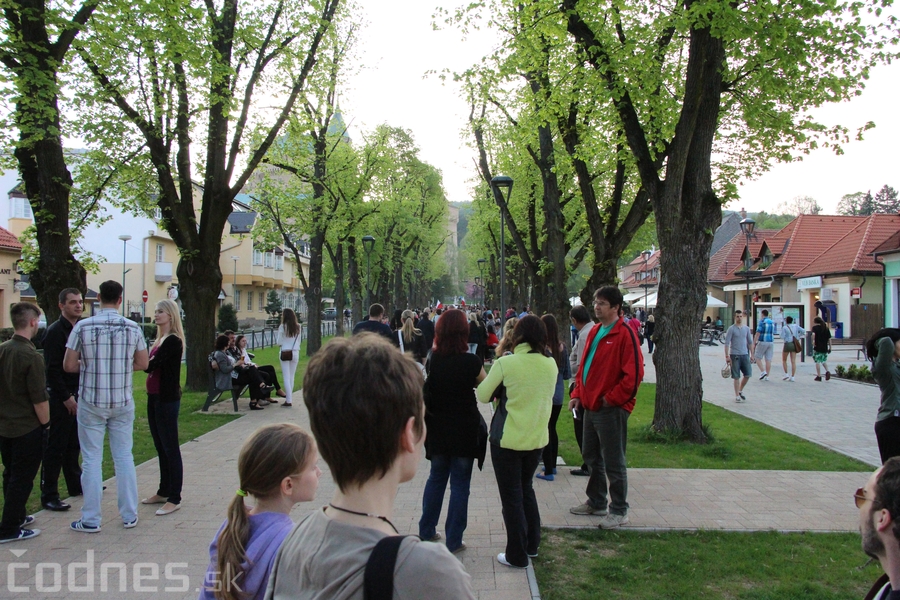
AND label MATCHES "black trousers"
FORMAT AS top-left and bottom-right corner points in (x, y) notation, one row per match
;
(147, 395), (183, 504)
(490, 444), (542, 567)
(234, 366), (268, 399)
(41, 400), (82, 503)
(875, 416), (900, 464)
(255, 365), (281, 391)
(542, 404), (563, 473)
(573, 406), (587, 470)
(0, 426), (44, 537)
